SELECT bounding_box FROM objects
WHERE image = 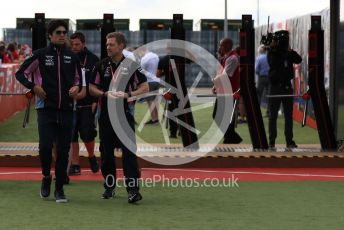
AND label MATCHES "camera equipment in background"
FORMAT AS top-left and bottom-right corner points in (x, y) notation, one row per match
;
(260, 16), (273, 47)
(261, 30), (289, 50)
(260, 17), (289, 51)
